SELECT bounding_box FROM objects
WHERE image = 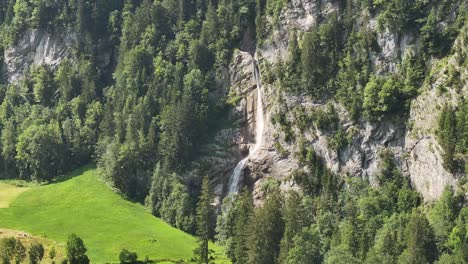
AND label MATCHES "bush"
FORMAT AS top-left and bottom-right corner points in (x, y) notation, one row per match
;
(314, 104), (339, 131)
(119, 249), (138, 264)
(66, 234), (89, 264)
(0, 237), (26, 264)
(328, 127), (348, 151)
(28, 242), (44, 264)
(363, 75), (403, 119)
